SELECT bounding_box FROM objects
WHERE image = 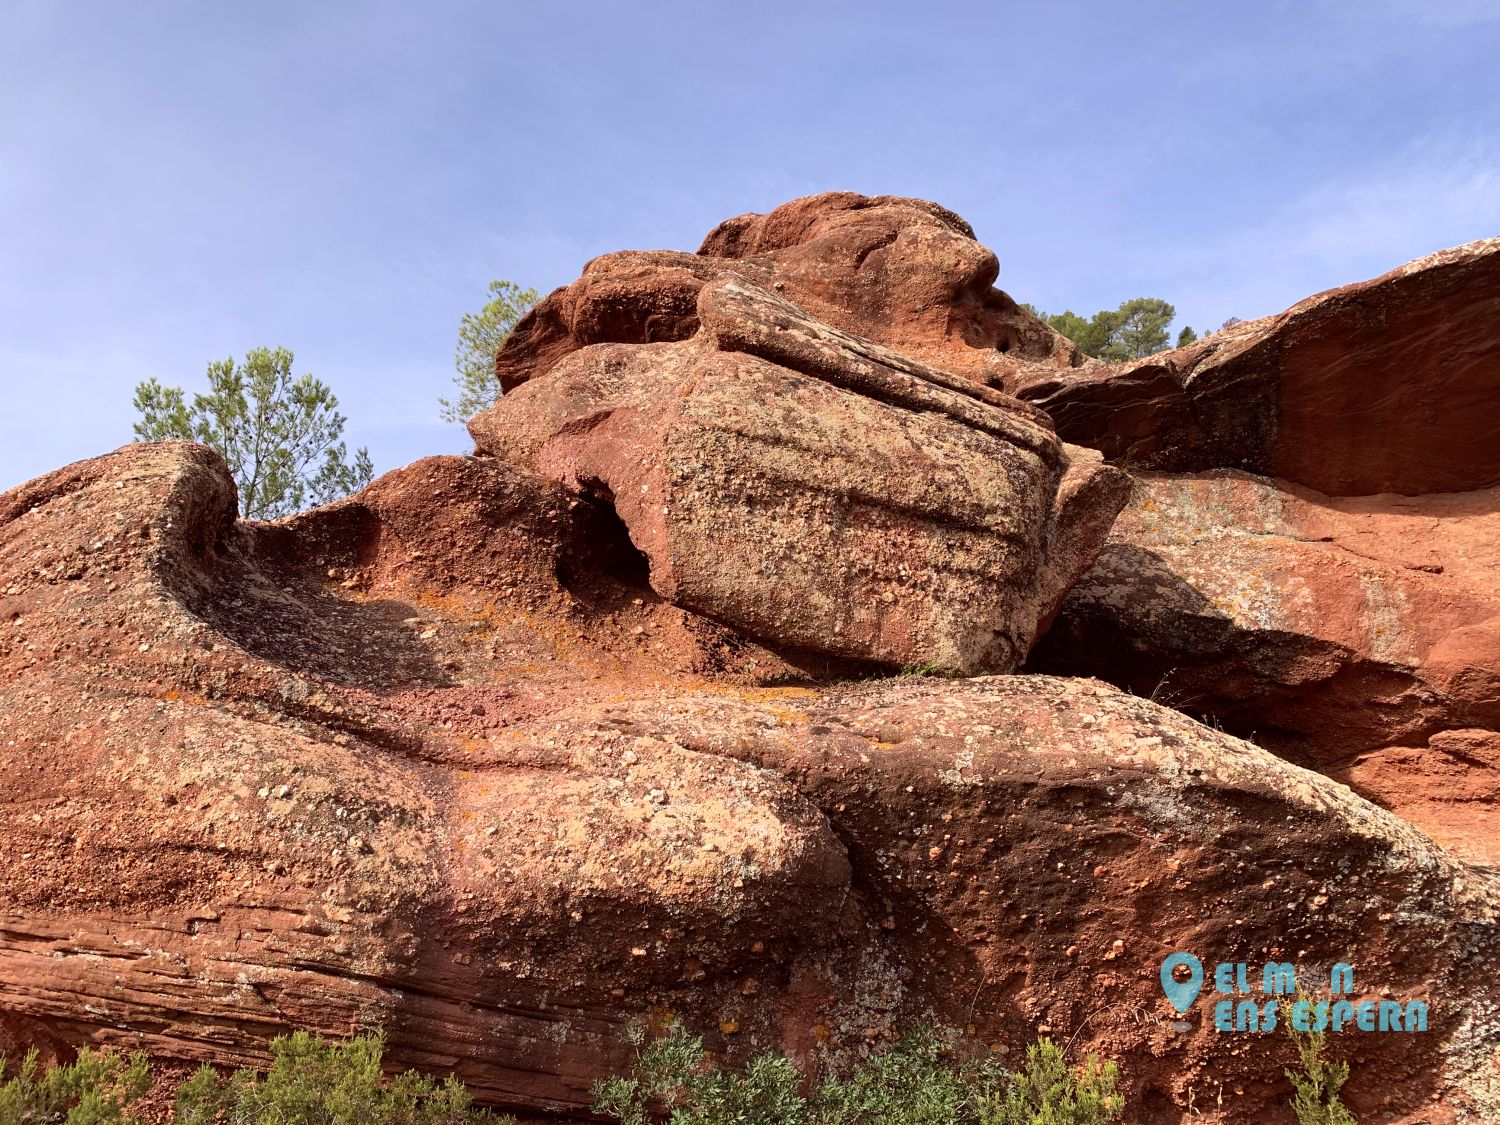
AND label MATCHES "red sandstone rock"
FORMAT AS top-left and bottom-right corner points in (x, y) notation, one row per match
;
(1030, 469), (1500, 866)
(697, 193), (1078, 383)
(0, 439), (1496, 1123)
(5, 193), (1500, 1124)
(496, 192), (1077, 395)
(475, 277), (1129, 674)
(0, 443), (851, 1111)
(1016, 237), (1500, 496)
